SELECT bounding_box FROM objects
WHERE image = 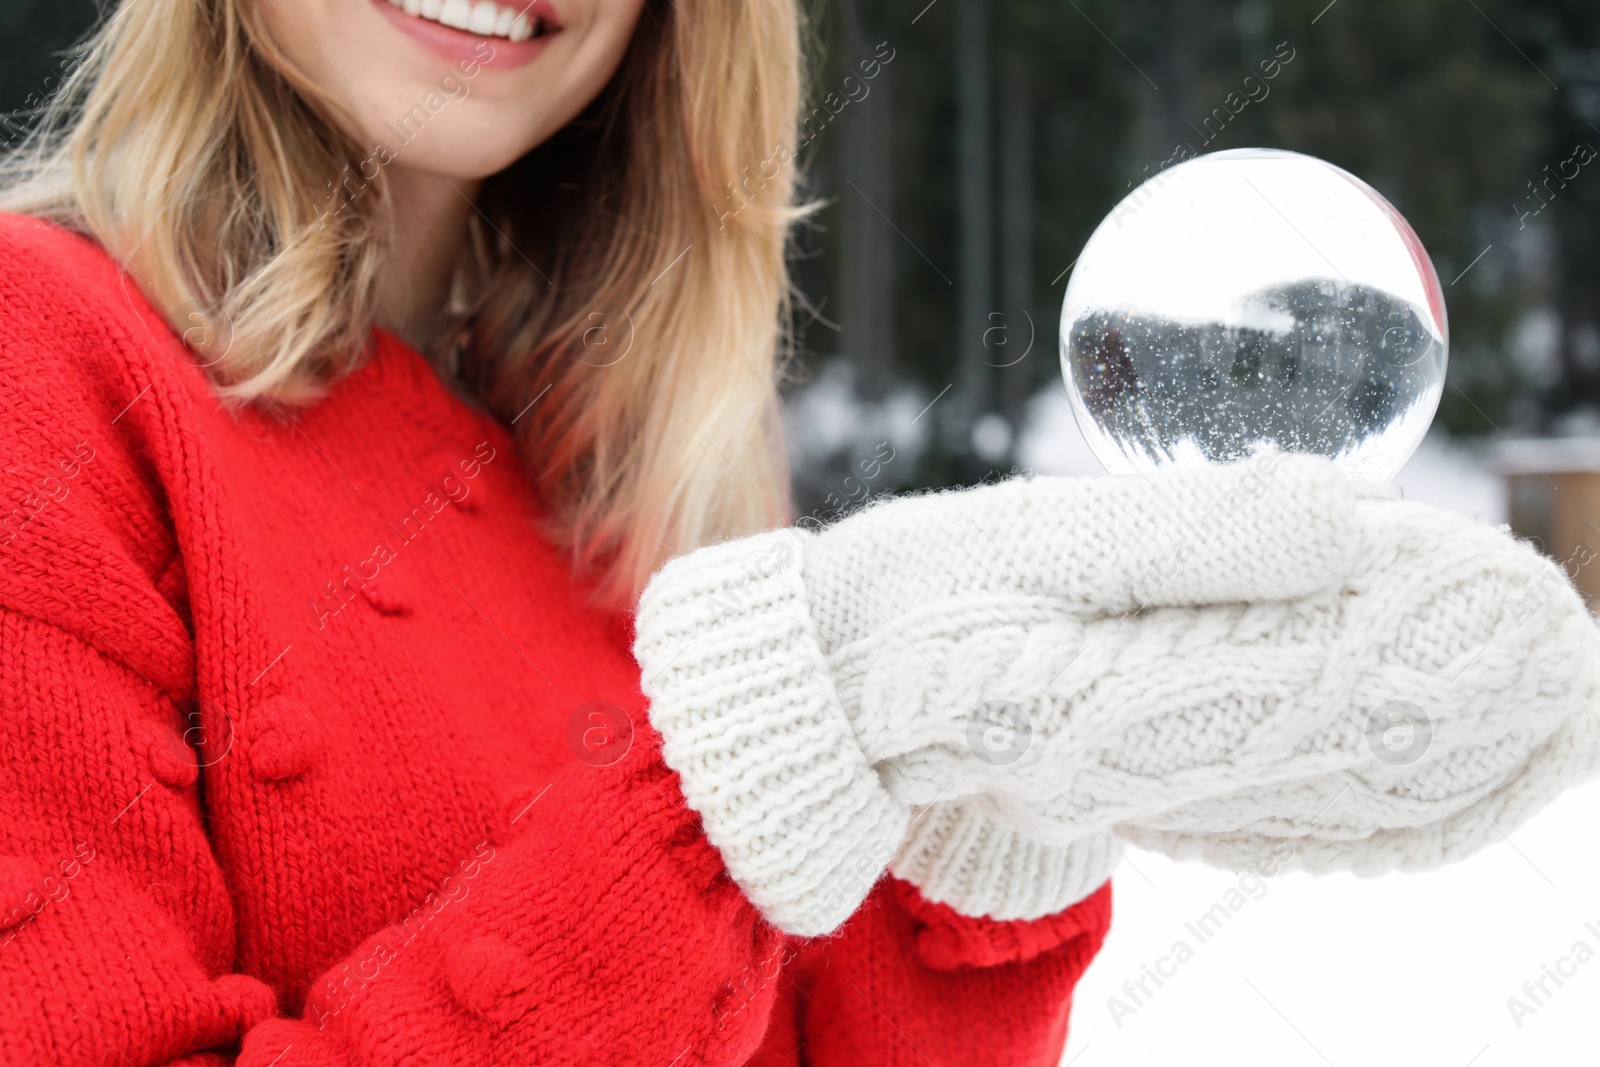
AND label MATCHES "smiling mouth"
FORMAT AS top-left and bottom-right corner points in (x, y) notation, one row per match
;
(384, 0), (556, 42)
